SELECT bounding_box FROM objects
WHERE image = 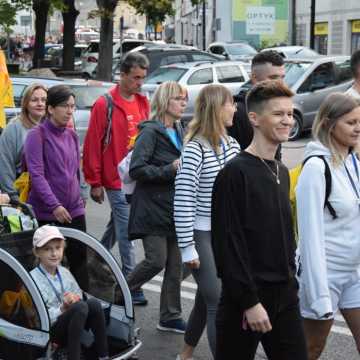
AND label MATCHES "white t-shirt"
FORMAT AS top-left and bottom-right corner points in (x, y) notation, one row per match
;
(345, 86), (360, 99)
